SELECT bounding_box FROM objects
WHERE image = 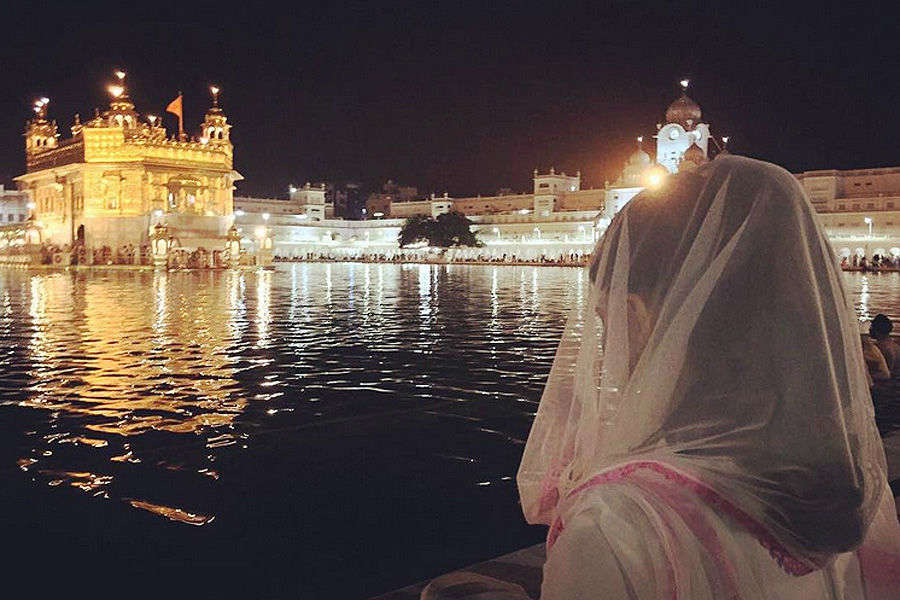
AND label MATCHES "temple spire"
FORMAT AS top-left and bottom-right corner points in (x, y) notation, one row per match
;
(105, 69), (138, 128)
